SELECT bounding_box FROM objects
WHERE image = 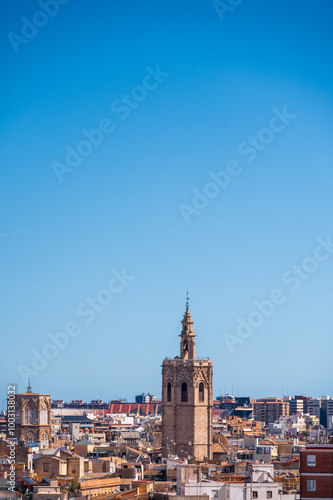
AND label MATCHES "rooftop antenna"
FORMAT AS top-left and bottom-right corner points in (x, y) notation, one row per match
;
(27, 379), (31, 392)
